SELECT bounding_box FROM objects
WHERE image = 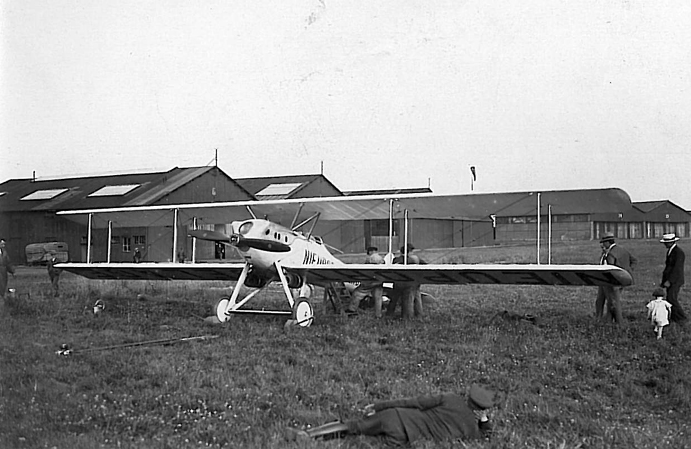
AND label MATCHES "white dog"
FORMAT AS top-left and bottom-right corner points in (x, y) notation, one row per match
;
(647, 288), (672, 339)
